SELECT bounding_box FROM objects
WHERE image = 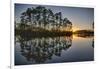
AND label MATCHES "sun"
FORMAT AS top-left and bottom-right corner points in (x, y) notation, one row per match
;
(72, 27), (79, 32)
